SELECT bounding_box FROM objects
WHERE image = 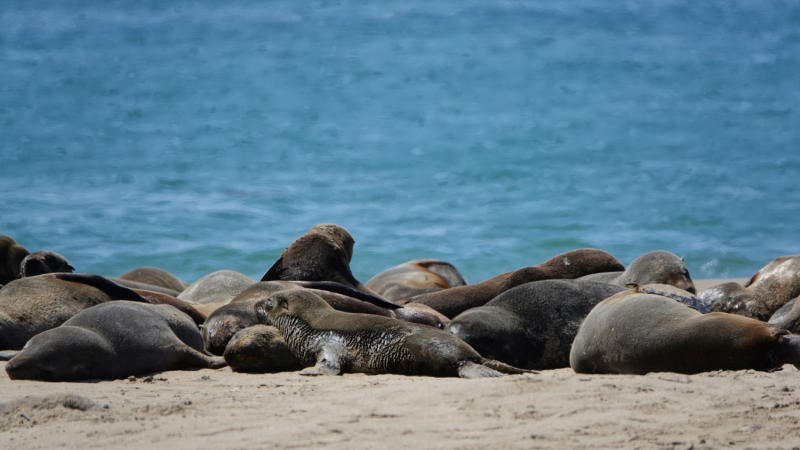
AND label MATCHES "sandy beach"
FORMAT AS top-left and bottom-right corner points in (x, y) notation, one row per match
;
(2, 363), (800, 450)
